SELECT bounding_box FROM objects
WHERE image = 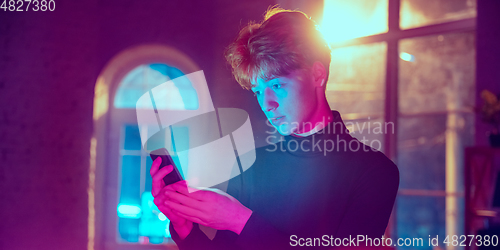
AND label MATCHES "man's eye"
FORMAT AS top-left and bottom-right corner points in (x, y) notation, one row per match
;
(272, 84), (281, 89)
(253, 91), (261, 97)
